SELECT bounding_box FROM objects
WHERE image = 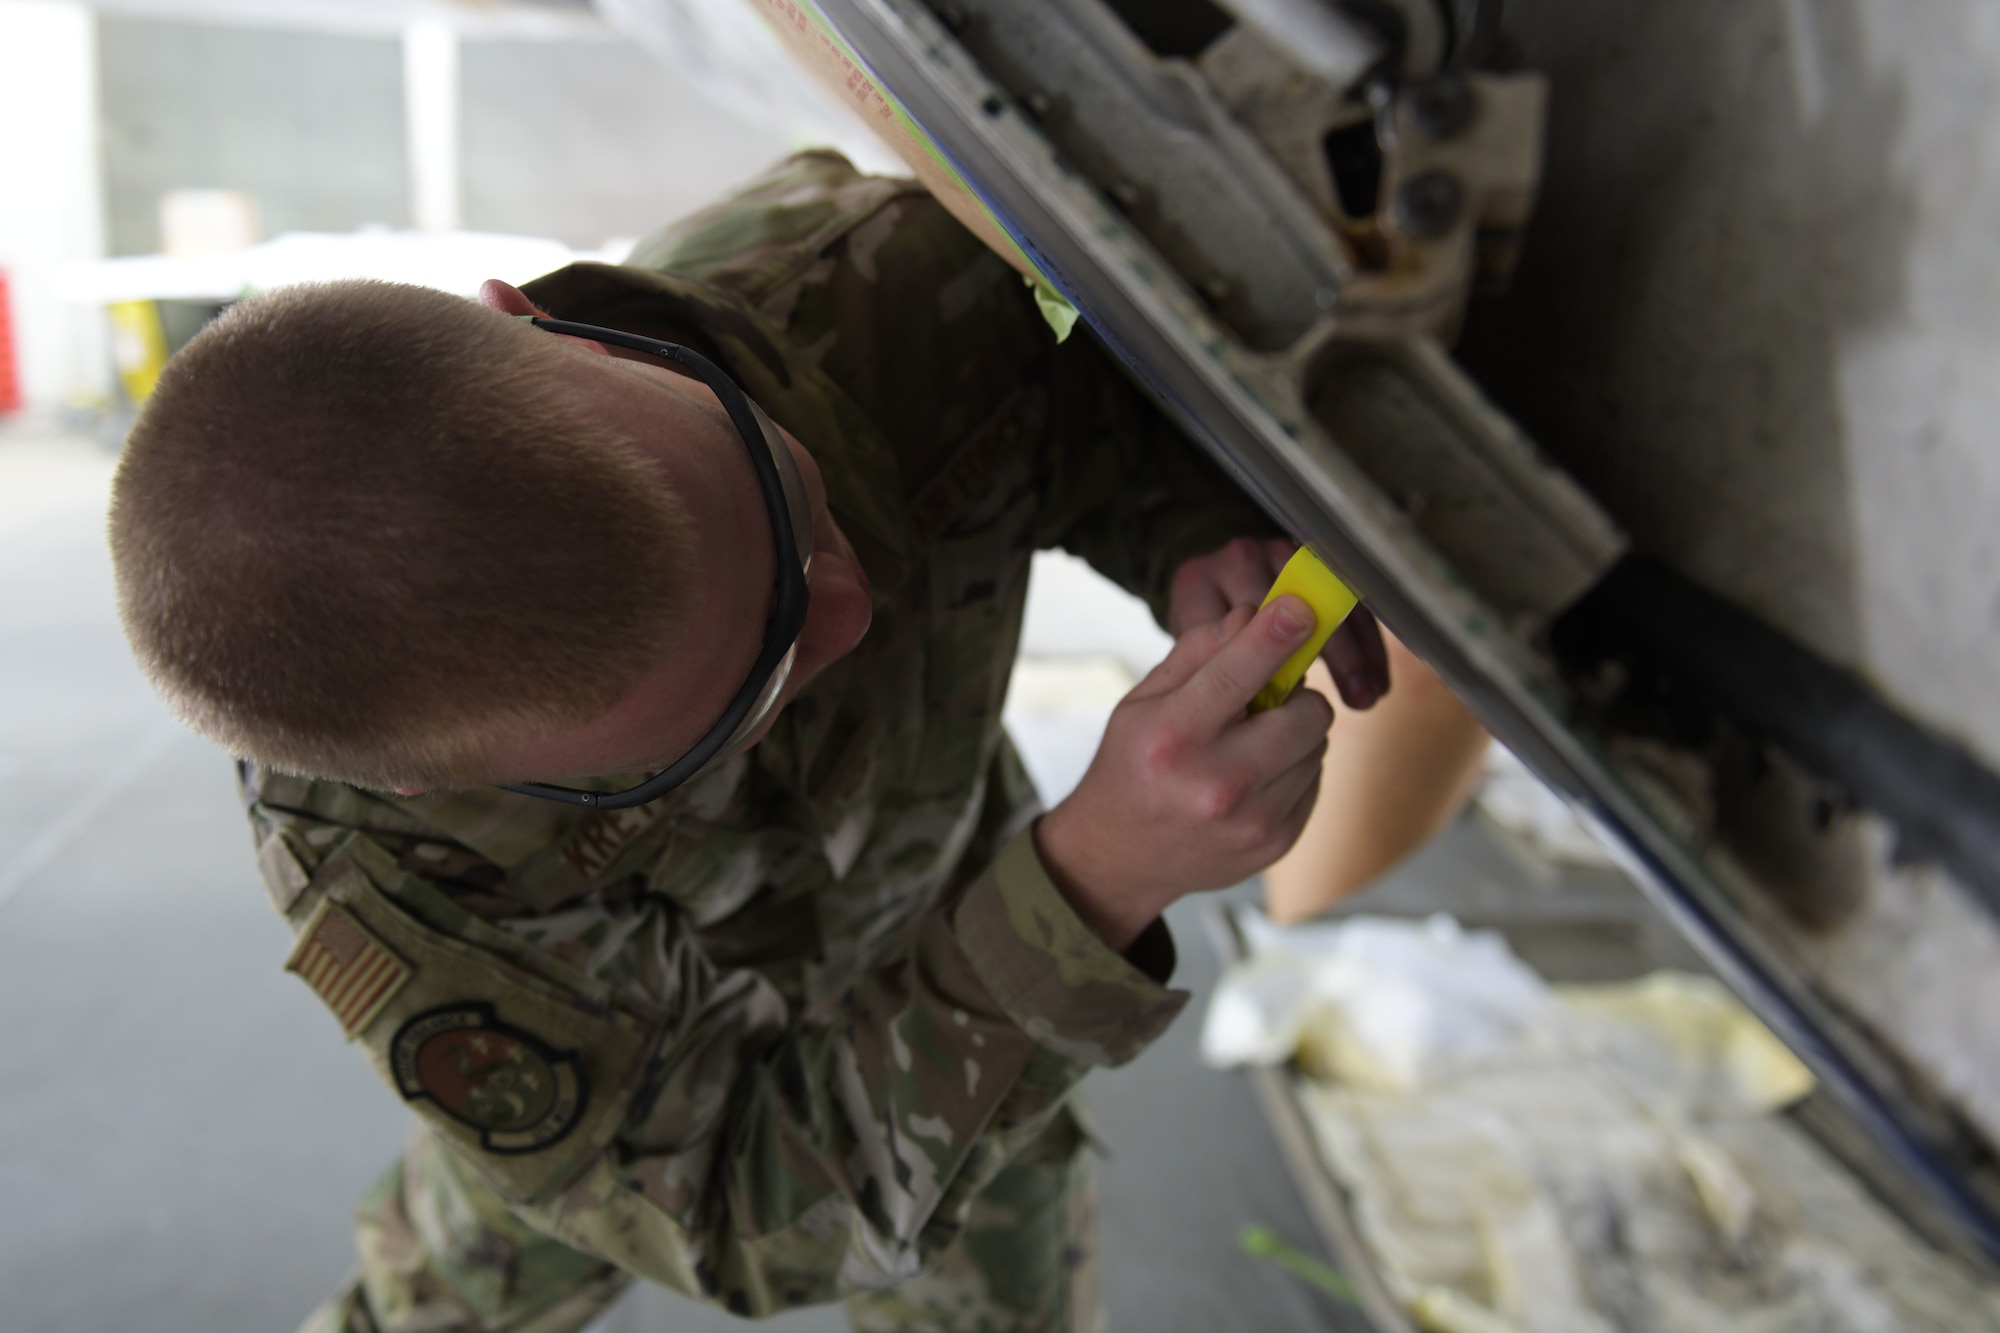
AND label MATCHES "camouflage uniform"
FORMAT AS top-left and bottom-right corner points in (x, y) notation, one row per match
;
(250, 151), (1273, 1332)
